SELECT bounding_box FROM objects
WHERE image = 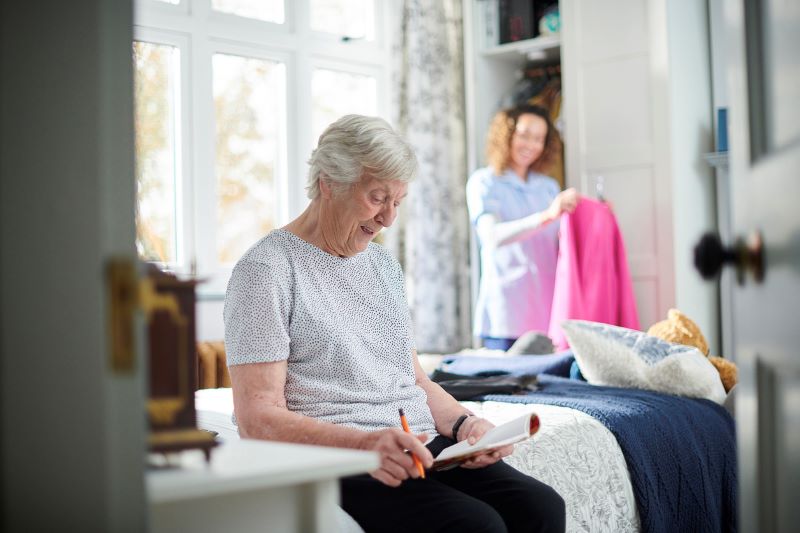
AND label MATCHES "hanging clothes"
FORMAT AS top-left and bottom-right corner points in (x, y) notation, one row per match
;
(528, 76), (564, 188)
(548, 197), (640, 349)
